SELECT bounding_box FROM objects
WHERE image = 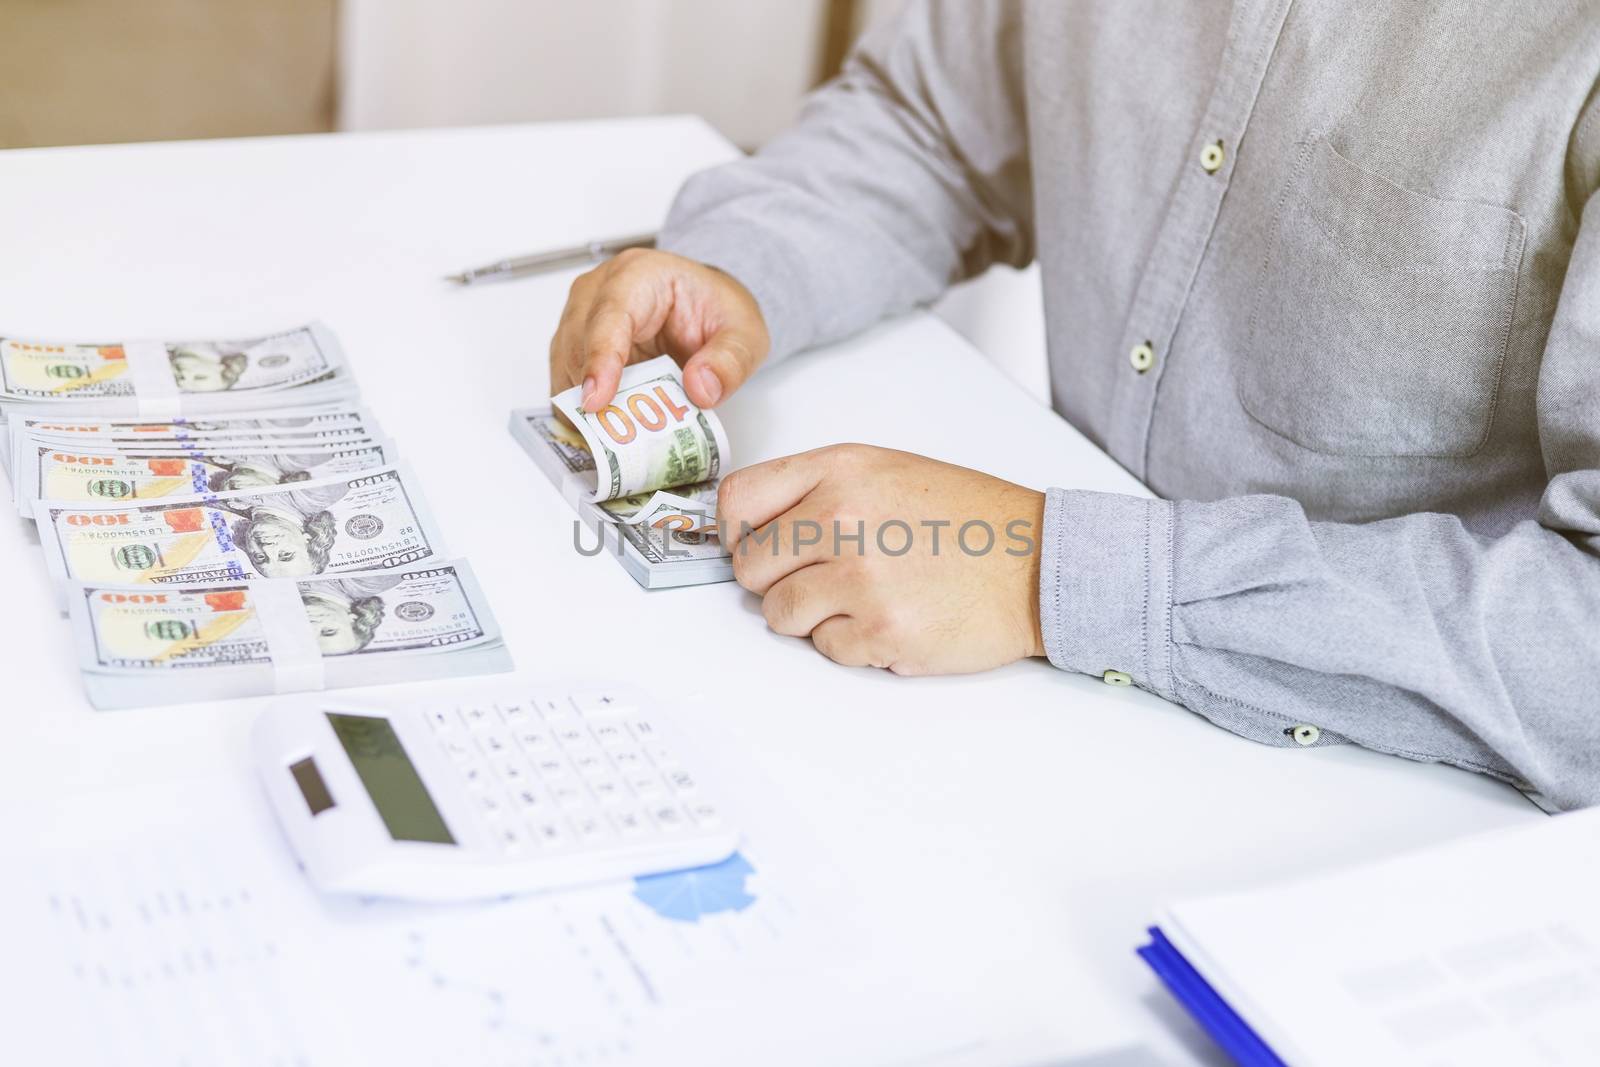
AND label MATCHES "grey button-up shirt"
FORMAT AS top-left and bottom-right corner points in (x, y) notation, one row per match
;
(658, 0), (1600, 809)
